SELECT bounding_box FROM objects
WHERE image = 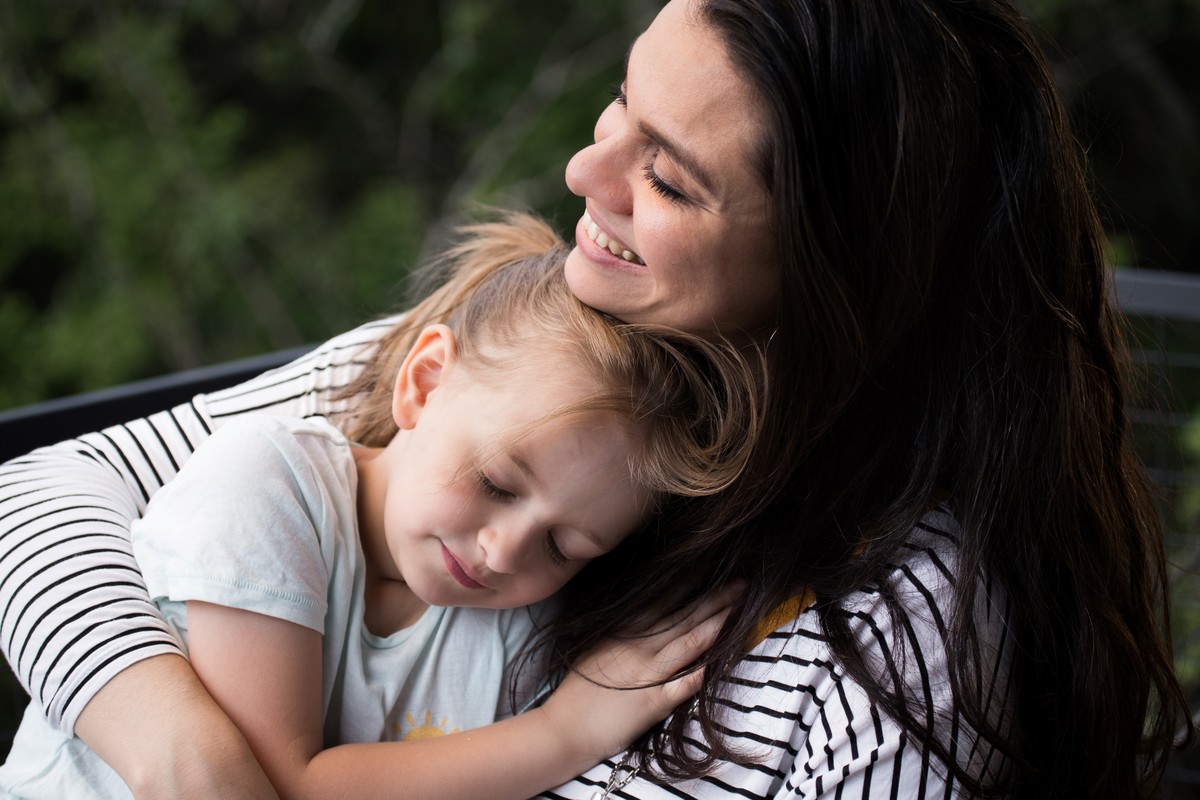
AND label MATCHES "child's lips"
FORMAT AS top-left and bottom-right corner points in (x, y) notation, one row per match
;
(441, 544), (487, 589)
